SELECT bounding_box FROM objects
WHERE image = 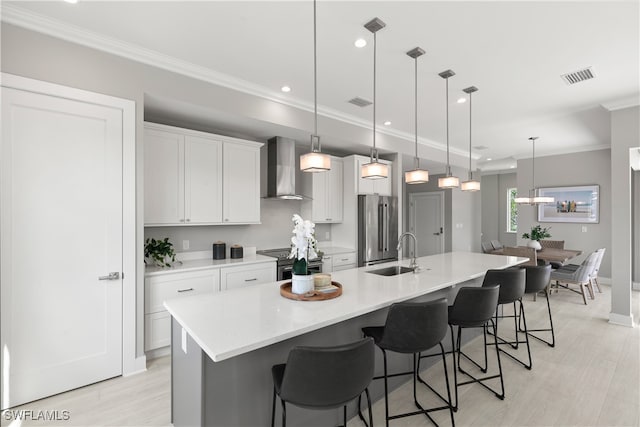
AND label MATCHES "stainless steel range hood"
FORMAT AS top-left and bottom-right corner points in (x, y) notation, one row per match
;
(265, 137), (305, 200)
